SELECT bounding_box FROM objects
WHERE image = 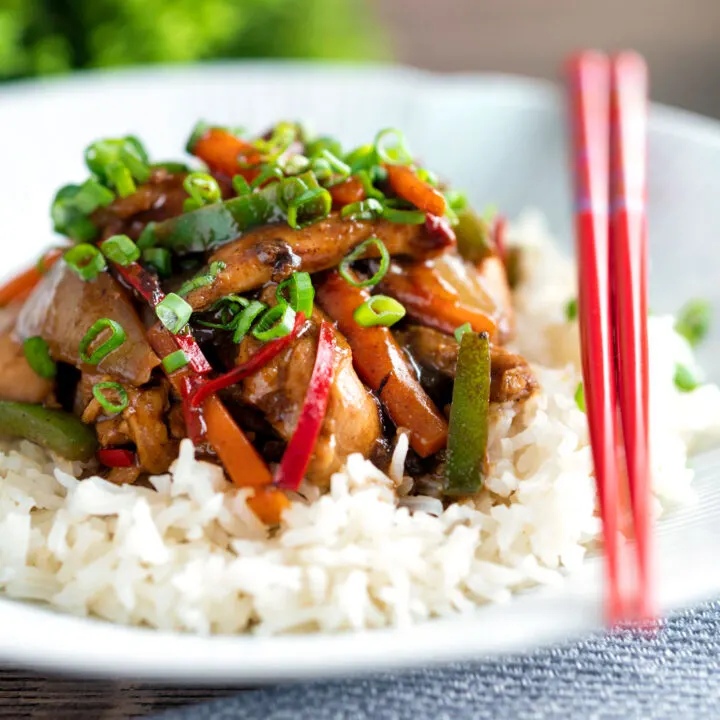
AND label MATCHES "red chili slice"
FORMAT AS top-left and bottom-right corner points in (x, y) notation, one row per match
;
(274, 320), (336, 491)
(97, 448), (137, 468)
(188, 312), (307, 410)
